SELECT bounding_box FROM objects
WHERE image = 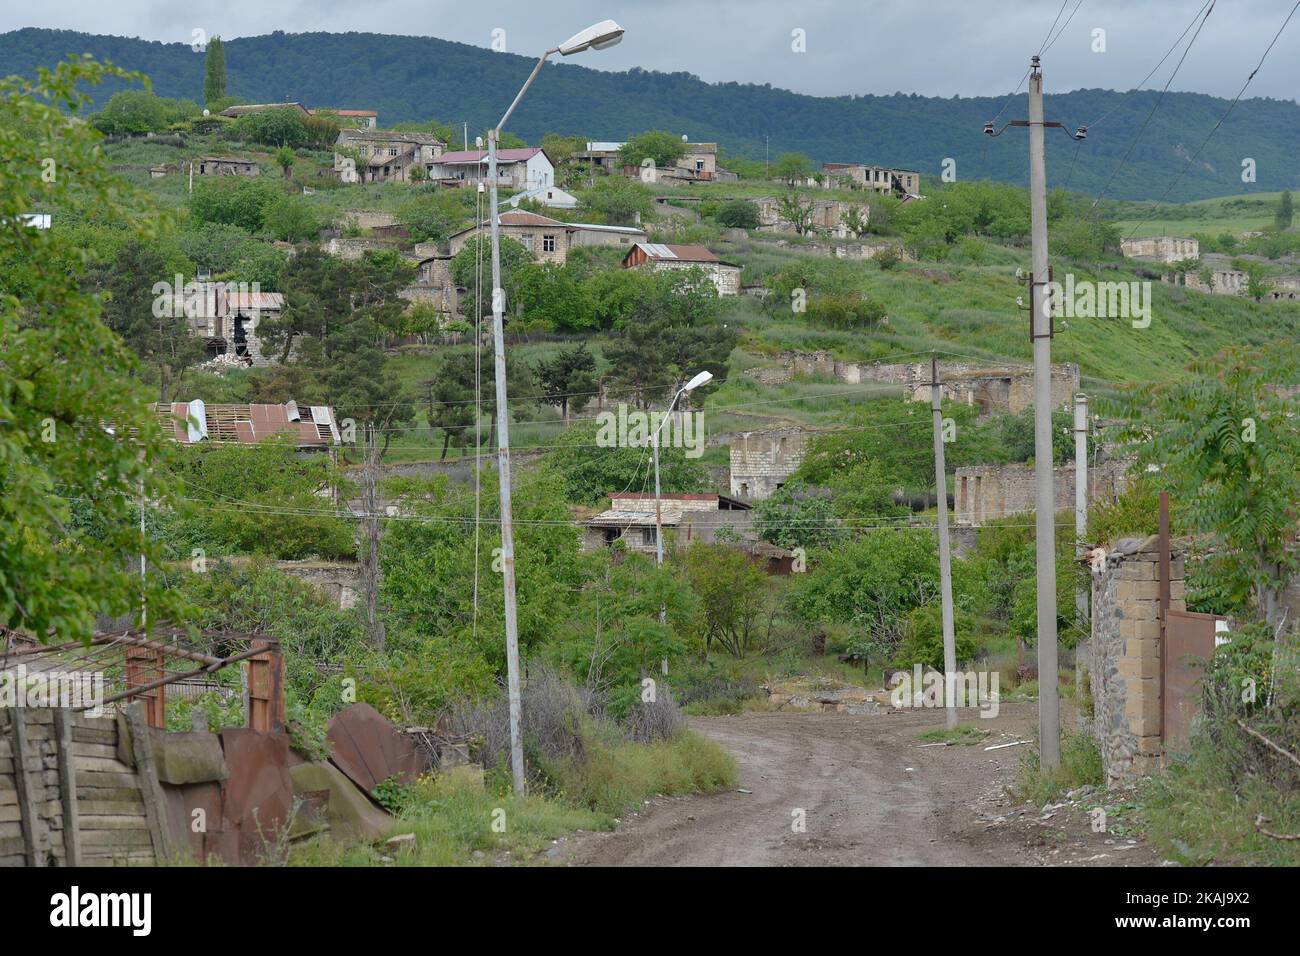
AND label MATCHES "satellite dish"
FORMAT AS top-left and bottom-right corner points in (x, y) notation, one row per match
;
(681, 134), (688, 142)
(475, 136), (483, 149)
(202, 108), (210, 117)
